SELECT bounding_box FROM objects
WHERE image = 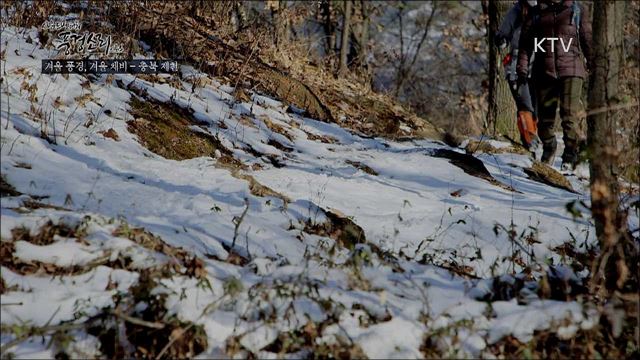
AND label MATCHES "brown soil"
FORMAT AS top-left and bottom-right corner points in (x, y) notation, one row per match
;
(304, 209), (366, 250)
(2, 220), (206, 279)
(346, 160), (378, 176)
(11, 221), (79, 246)
(305, 131), (338, 144)
(127, 97), (227, 161)
(15, 199), (70, 212)
(260, 116), (294, 141)
(127, 96), (288, 204)
(89, 270), (208, 359)
(112, 224), (207, 279)
(1, 221), (112, 276)
(1, 174), (21, 197)
(98, 128), (120, 141)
